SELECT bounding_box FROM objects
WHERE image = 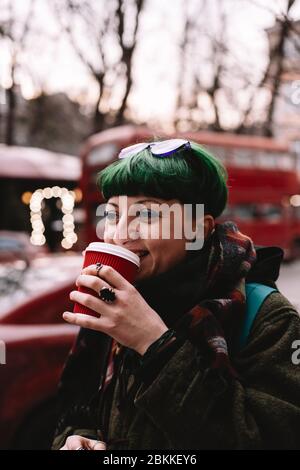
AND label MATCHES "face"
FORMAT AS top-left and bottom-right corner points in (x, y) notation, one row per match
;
(103, 195), (214, 282)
